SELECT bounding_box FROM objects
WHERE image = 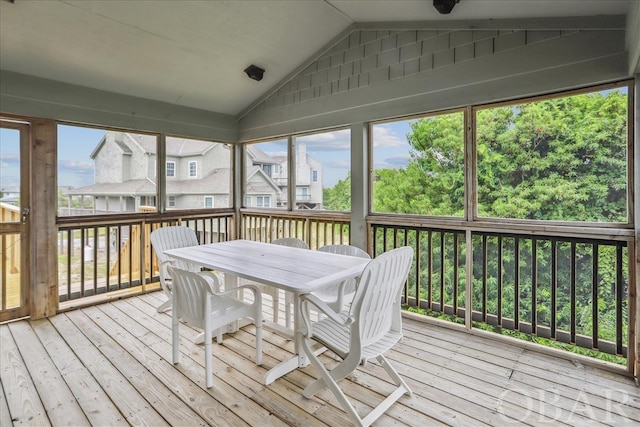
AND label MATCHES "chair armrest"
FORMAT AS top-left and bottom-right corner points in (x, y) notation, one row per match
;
(211, 283), (261, 299)
(198, 271), (222, 292)
(300, 293), (353, 338)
